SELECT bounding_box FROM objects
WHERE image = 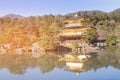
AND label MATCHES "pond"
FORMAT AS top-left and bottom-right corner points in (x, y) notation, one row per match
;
(0, 47), (120, 80)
